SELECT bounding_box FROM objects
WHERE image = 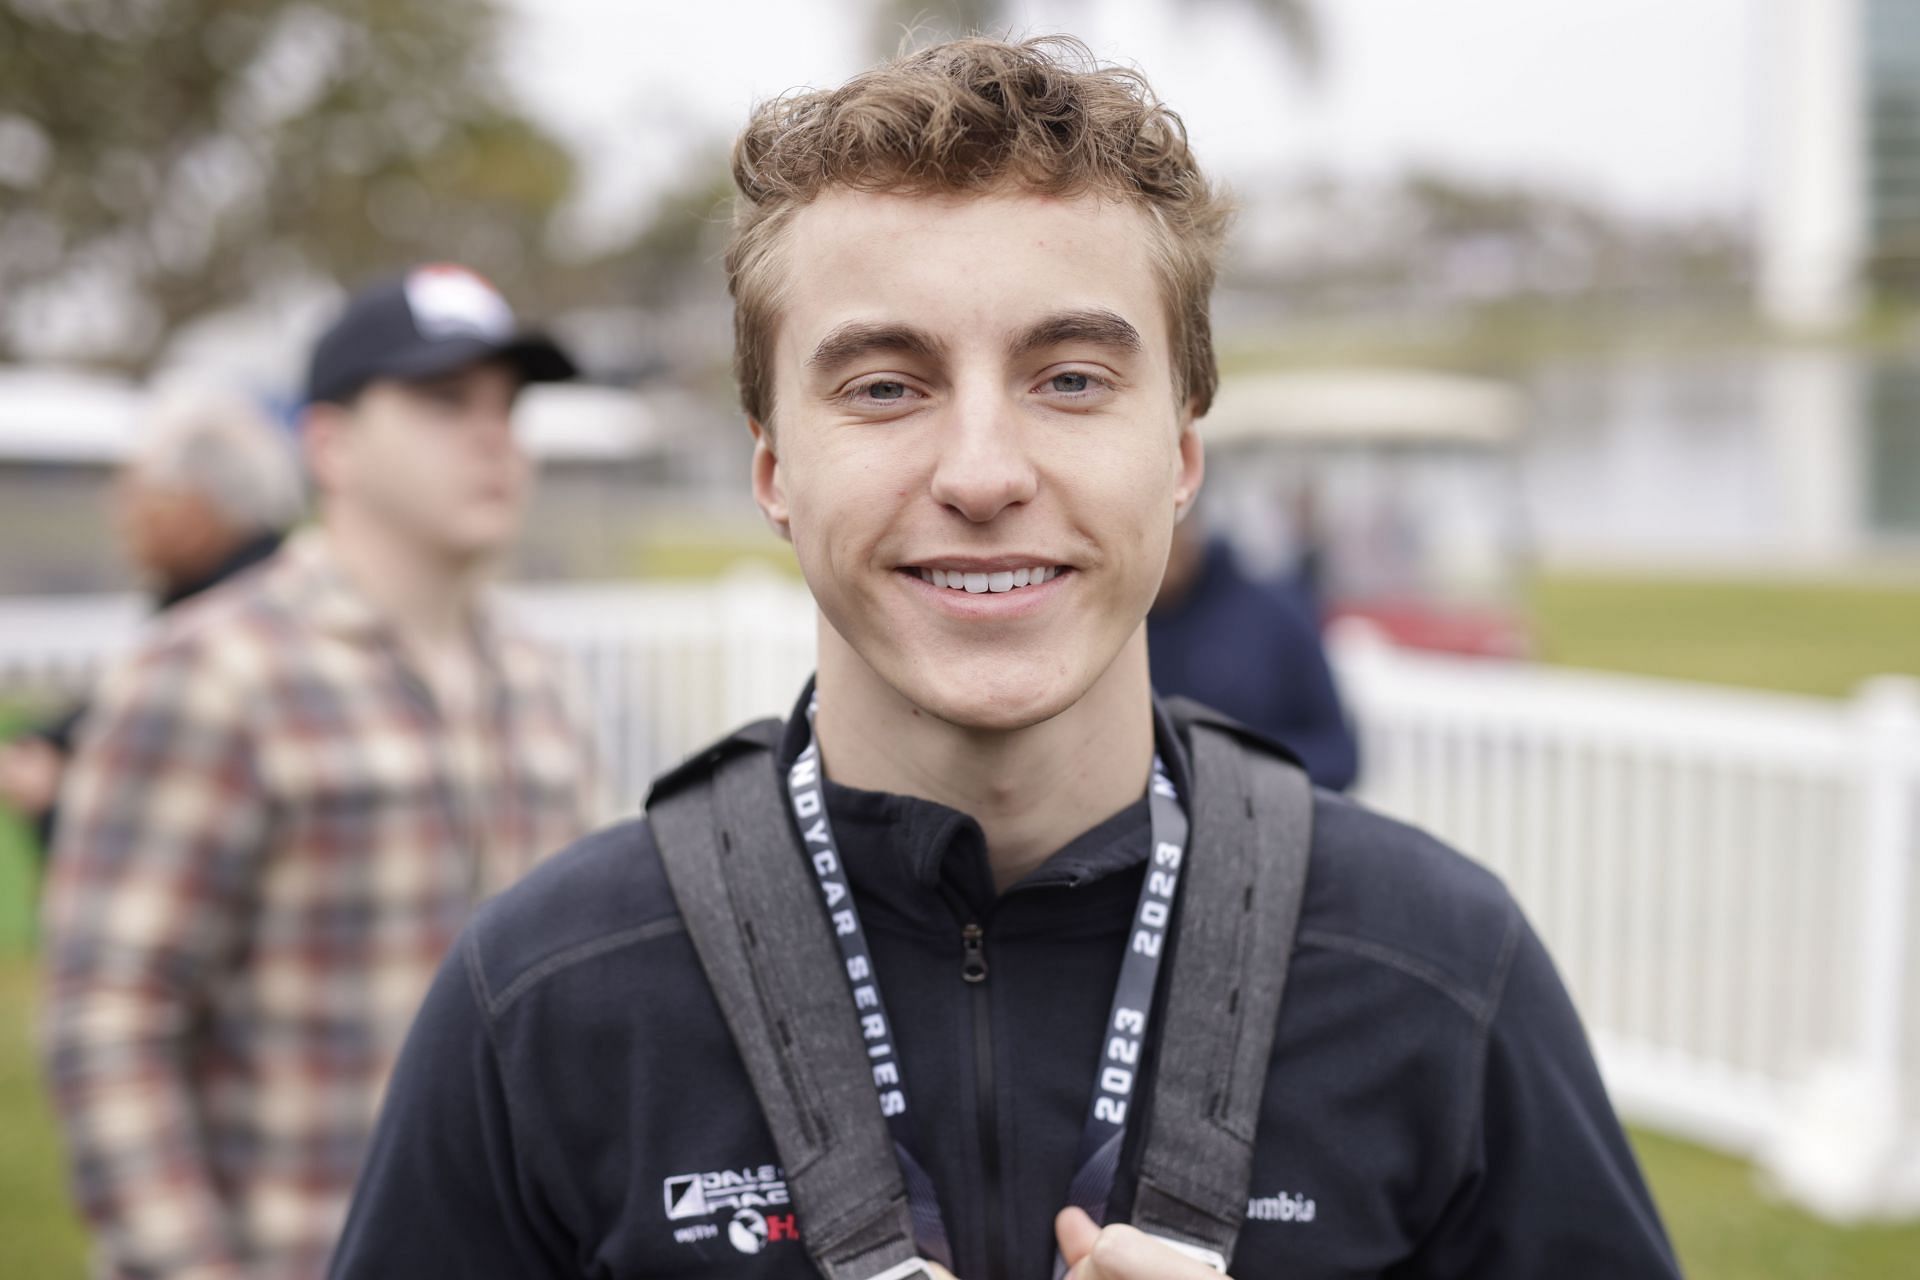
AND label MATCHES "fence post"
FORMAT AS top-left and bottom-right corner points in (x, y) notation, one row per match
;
(1856, 677), (1918, 1105)
(1764, 675), (1920, 1220)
